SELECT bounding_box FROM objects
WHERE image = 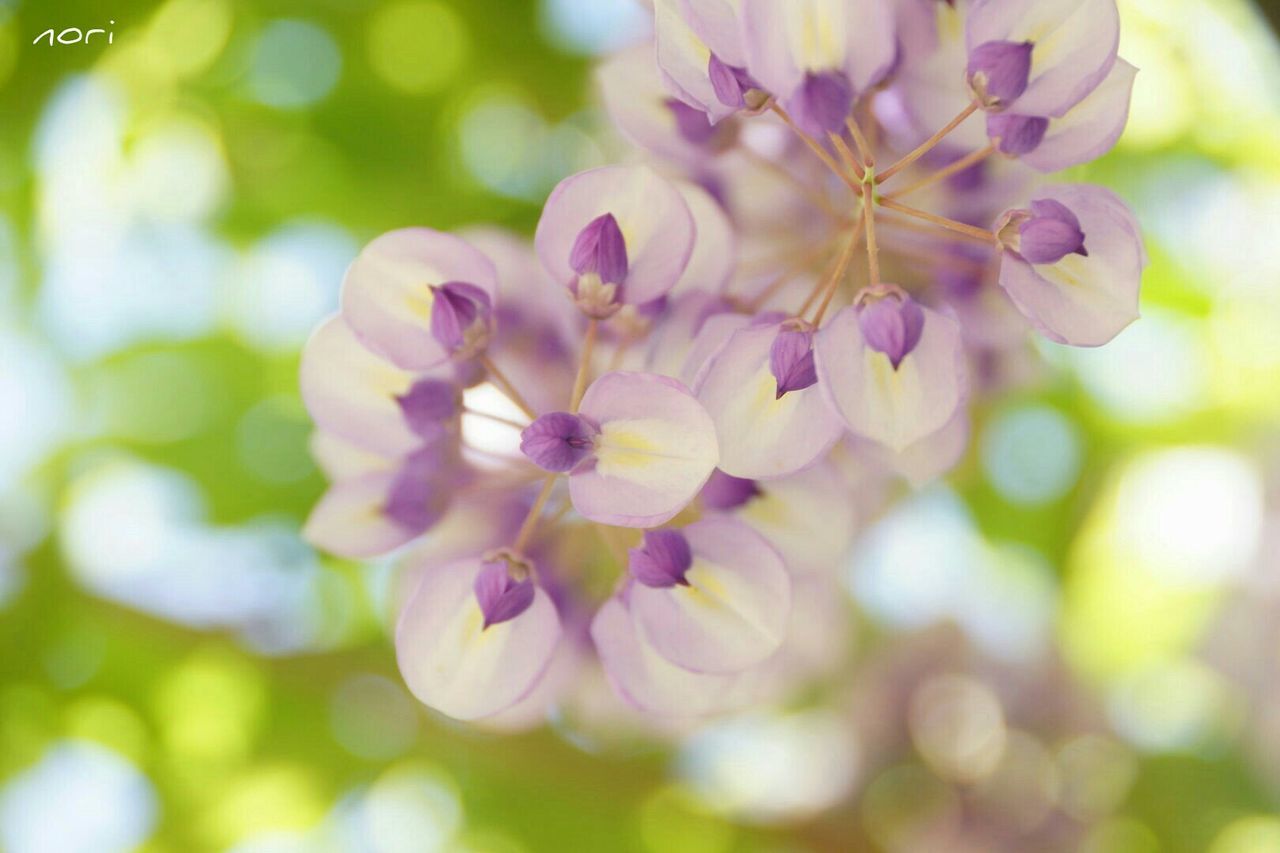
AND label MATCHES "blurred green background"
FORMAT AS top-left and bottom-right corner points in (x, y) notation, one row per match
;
(1, 0), (1279, 851)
